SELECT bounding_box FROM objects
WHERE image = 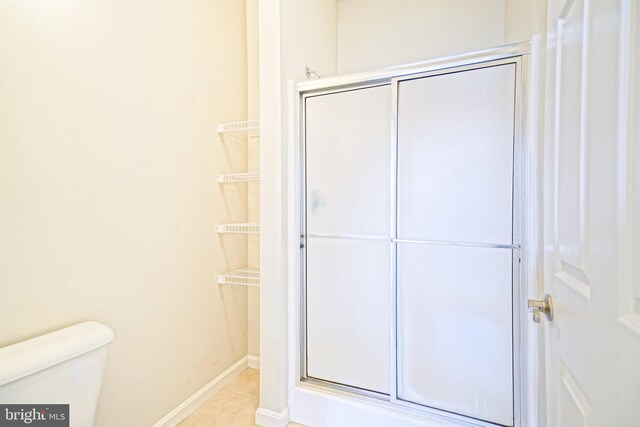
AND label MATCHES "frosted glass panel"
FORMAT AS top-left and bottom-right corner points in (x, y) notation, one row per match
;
(306, 237), (390, 393)
(305, 86), (391, 237)
(397, 244), (513, 426)
(397, 64), (516, 244)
